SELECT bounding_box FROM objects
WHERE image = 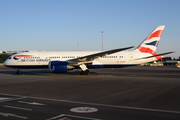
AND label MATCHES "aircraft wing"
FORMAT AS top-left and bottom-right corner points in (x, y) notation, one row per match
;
(135, 51), (175, 60)
(68, 46), (135, 64)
